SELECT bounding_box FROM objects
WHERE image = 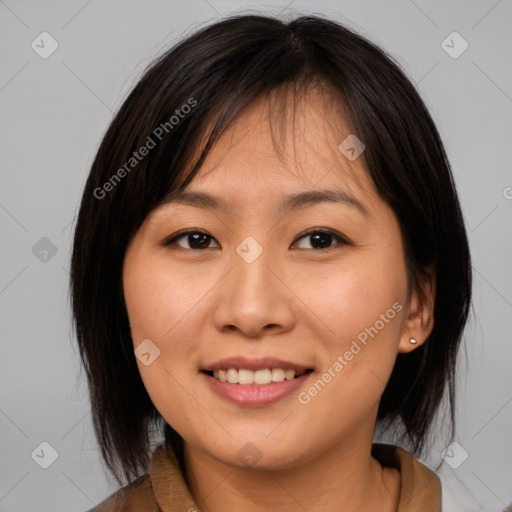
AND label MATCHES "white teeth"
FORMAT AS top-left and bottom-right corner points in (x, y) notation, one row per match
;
(271, 368), (285, 382)
(209, 367), (308, 384)
(285, 369), (295, 380)
(238, 369), (254, 385)
(227, 368), (238, 384)
(254, 369), (272, 385)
